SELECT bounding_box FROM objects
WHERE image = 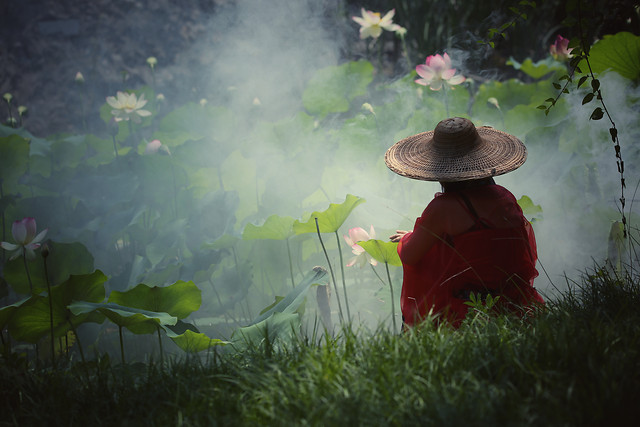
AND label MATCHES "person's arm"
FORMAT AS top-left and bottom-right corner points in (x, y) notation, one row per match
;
(394, 198), (446, 265)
